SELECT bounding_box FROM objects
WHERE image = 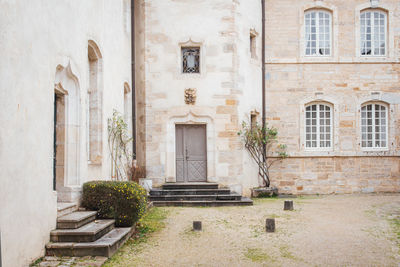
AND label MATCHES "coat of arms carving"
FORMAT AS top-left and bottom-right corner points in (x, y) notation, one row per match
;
(184, 88), (196, 105)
